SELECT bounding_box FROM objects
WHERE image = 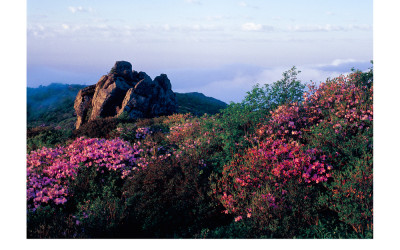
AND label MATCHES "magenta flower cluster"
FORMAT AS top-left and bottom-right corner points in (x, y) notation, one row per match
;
(217, 137), (332, 218)
(27, 137), (144, 210)
(135, 127), (152, 139)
